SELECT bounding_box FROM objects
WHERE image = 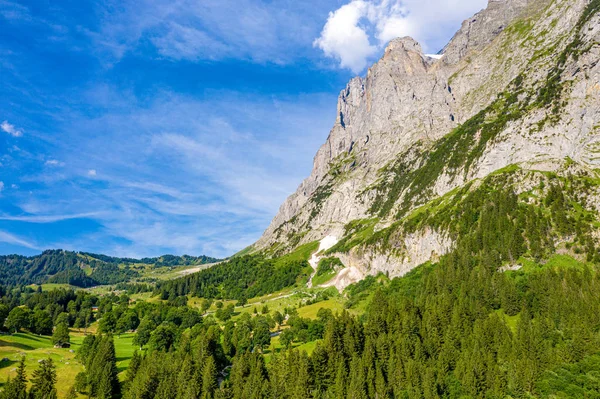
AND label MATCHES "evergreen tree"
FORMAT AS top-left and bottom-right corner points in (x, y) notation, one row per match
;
(201, 356), (217, 399)
(87, 335), (121, 398)
(1, 357), (27, 399)
(28, 358), (57, 399)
